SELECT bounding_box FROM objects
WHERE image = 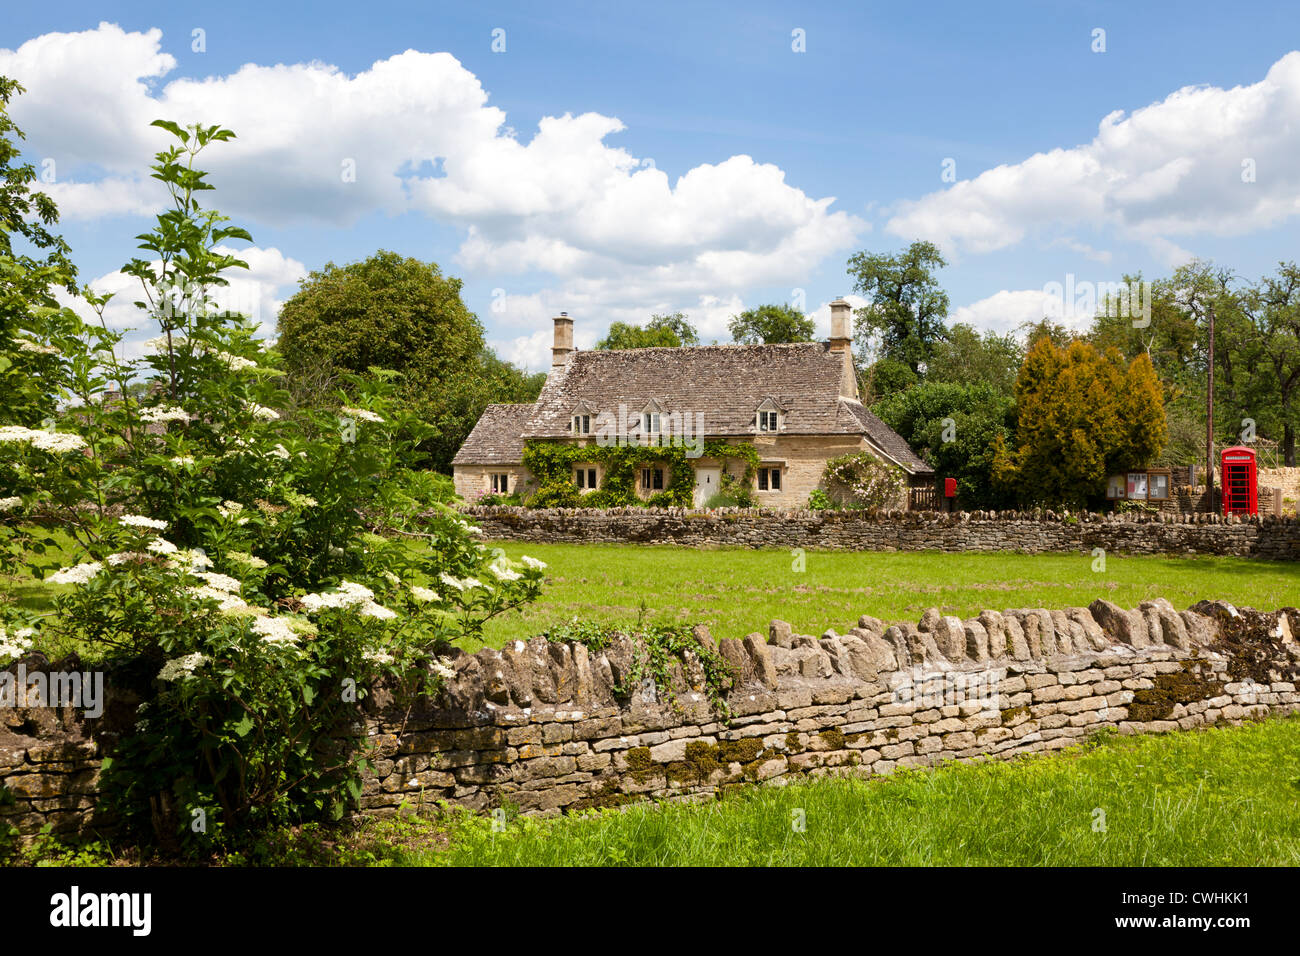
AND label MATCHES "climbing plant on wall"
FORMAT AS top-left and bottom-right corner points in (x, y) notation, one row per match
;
(521, 439), (760, 508)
